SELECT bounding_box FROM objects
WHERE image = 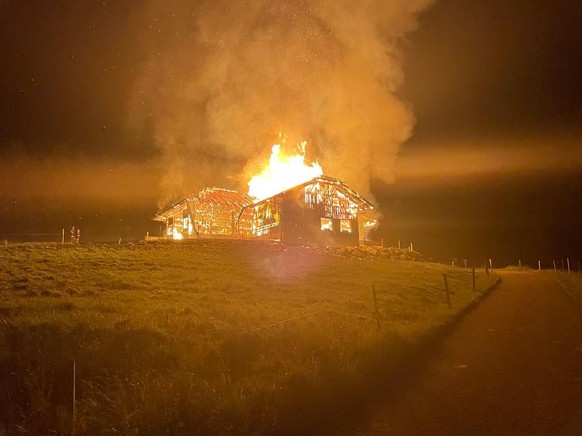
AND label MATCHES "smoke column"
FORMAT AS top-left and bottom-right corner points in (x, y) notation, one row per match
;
(130, 0), (434, 207)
